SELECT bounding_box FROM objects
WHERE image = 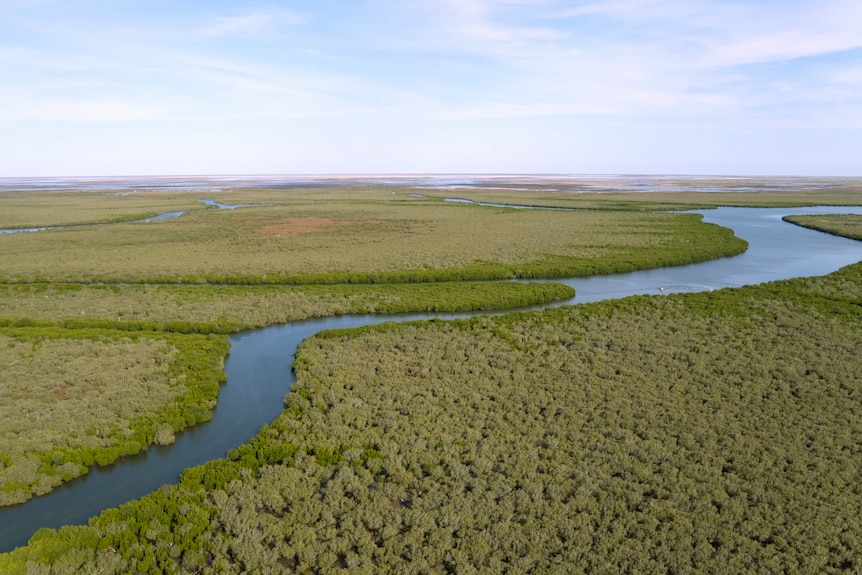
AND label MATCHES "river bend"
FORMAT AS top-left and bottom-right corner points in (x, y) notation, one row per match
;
(2, 206), (862, 552)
